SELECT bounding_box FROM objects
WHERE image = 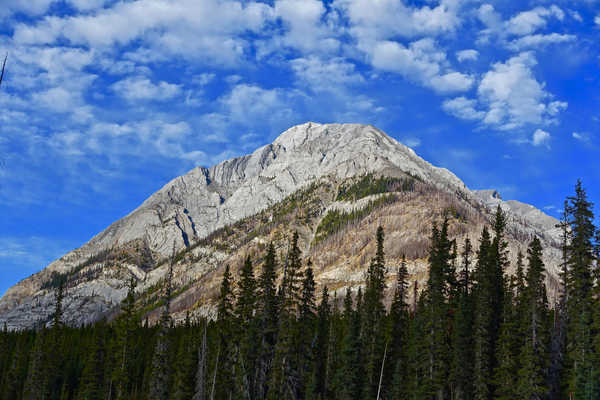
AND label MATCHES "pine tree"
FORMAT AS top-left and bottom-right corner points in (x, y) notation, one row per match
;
(214, 264), (236, 400)
(22, 329), (48, 400)
(297, 266), (316, 398)
(235, 256), (258, 400)
(473, 227), (493, 400)
(362, 226), (387, 399)
(148, 255), (175, 400)
(172, 329), (197, 400)
(193, 321), (208, 400)
(388, 255), (409, 400)
(516, 237), (550, 399)
(452, 238), (474, 400)
(77, 326), (106, 400)
(113, 277), (139, 400)
(255, 243), (279, 400)
(564, 181), (596, 396)
(424, 218), (454, 399)
(337, 290), (364, 400)
(268, 232), (304, 400)
(306, 286), (330, 400)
